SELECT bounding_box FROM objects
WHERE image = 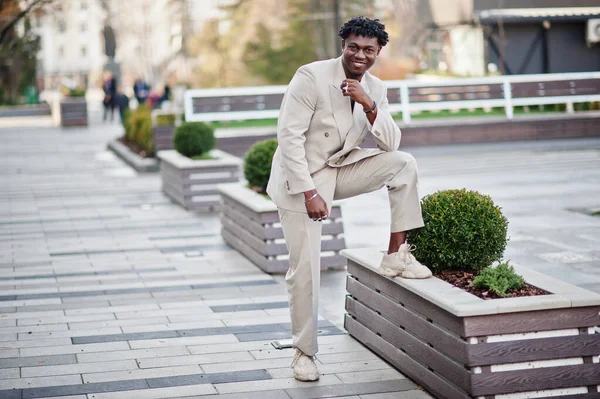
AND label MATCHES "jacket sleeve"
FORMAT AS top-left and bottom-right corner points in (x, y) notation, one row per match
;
(277, 66), (317, 195)
(368, 85), (401, 152)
